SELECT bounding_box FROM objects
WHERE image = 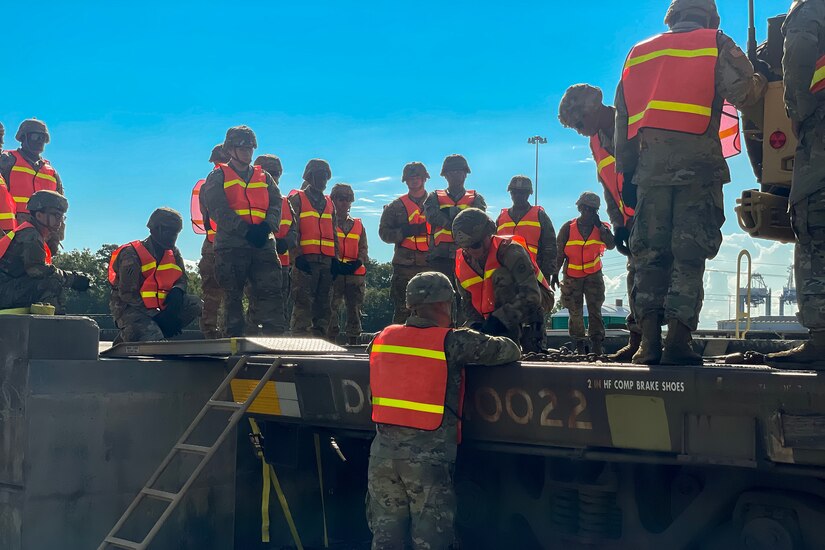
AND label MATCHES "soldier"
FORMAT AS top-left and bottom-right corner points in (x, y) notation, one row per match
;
(200, 126), (284, 337)
(0, 119), (66, 252)
(766, 0), (825, 367)
(379, 162), (431, 323)
(327, 183), (369, 344)
(0, 191), (88, 311)
(254, 154), (296, 332)
(192, 144), (229, 339)
(367, 272), (521, 549)
(0, 123), (15, 233)
(554, 193), (615, 355)
(452, 208), (551, 351)
(289, 159), (339, 337)
(109, 208), (202, 342)
(615, 0), (766, 364)
(558, 84), (641, 361)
